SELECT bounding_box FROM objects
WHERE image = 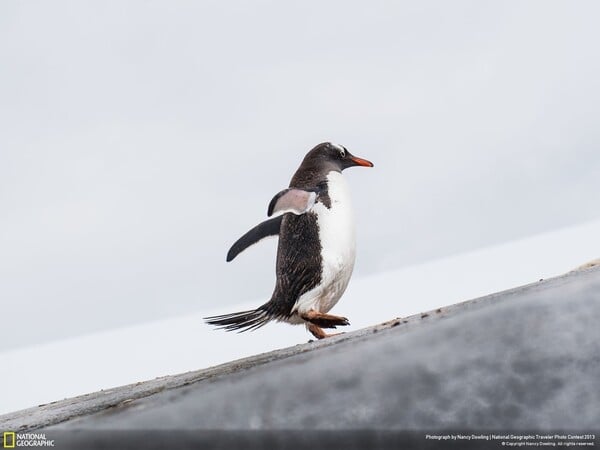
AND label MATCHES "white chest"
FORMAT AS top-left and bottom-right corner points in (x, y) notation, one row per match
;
(314, 171), (356, 267)
(292, 171), (357, 316)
